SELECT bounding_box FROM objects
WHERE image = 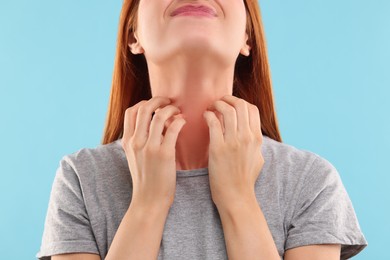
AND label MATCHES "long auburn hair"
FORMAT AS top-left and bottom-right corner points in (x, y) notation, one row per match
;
(101, 0), (282, 145)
